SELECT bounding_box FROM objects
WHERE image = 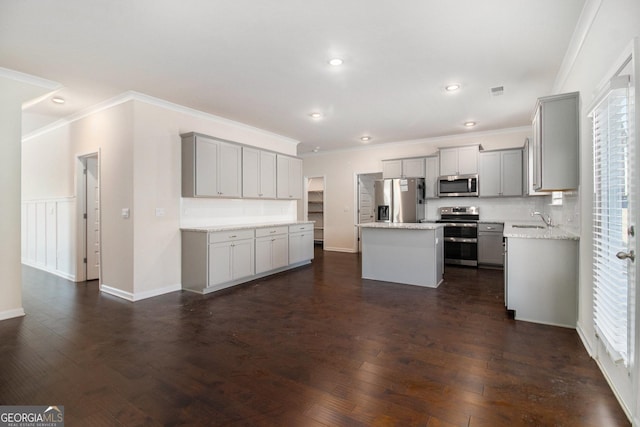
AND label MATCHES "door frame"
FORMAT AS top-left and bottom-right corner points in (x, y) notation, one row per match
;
(304, 175), (325, 249)
(75, 150), (102, 283)
(354, 172), (383, 252)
